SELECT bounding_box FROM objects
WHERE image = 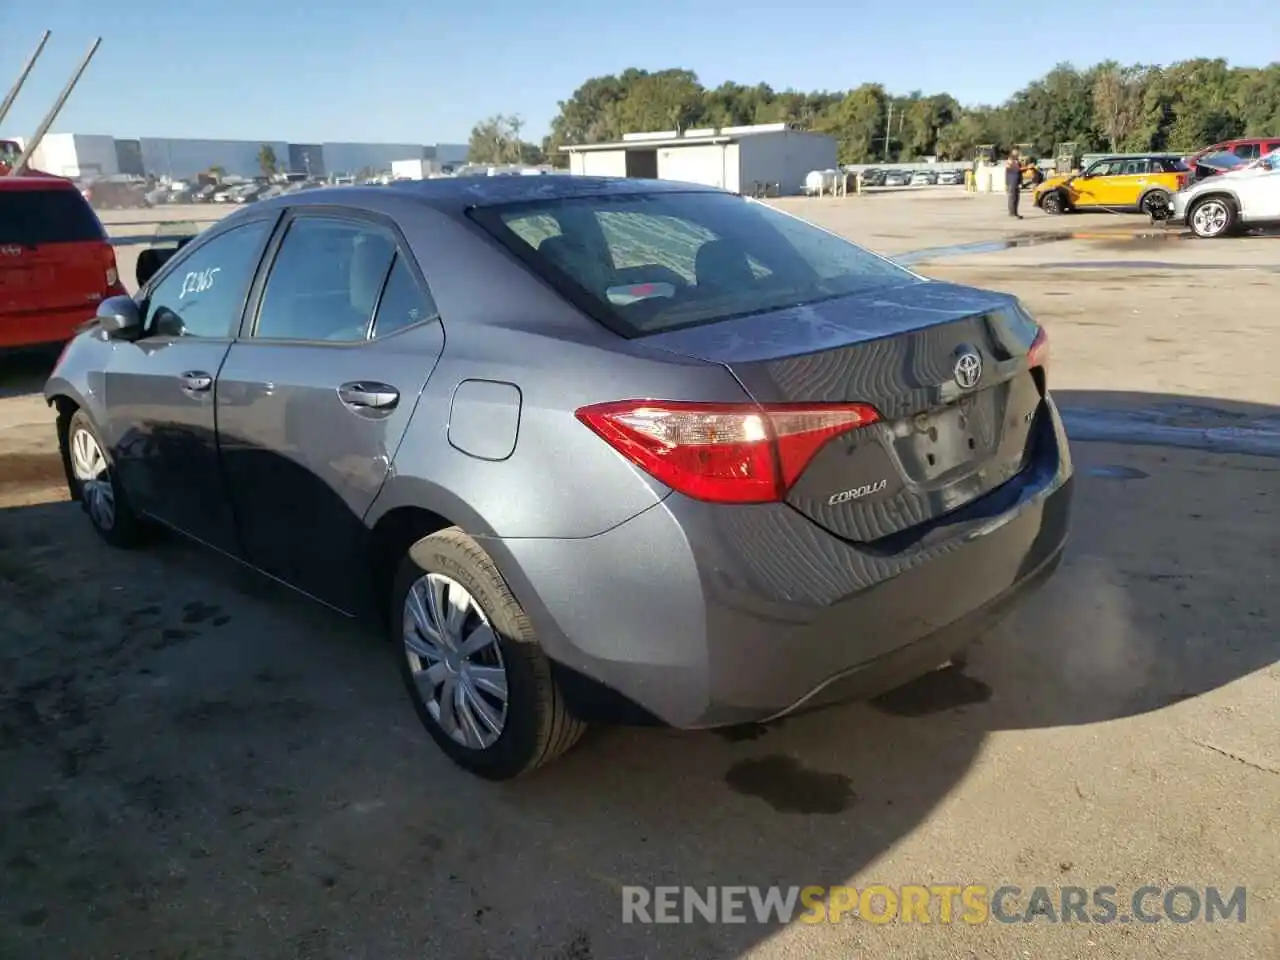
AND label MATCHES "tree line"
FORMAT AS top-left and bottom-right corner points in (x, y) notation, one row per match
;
(468, 60), (1280, 167)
